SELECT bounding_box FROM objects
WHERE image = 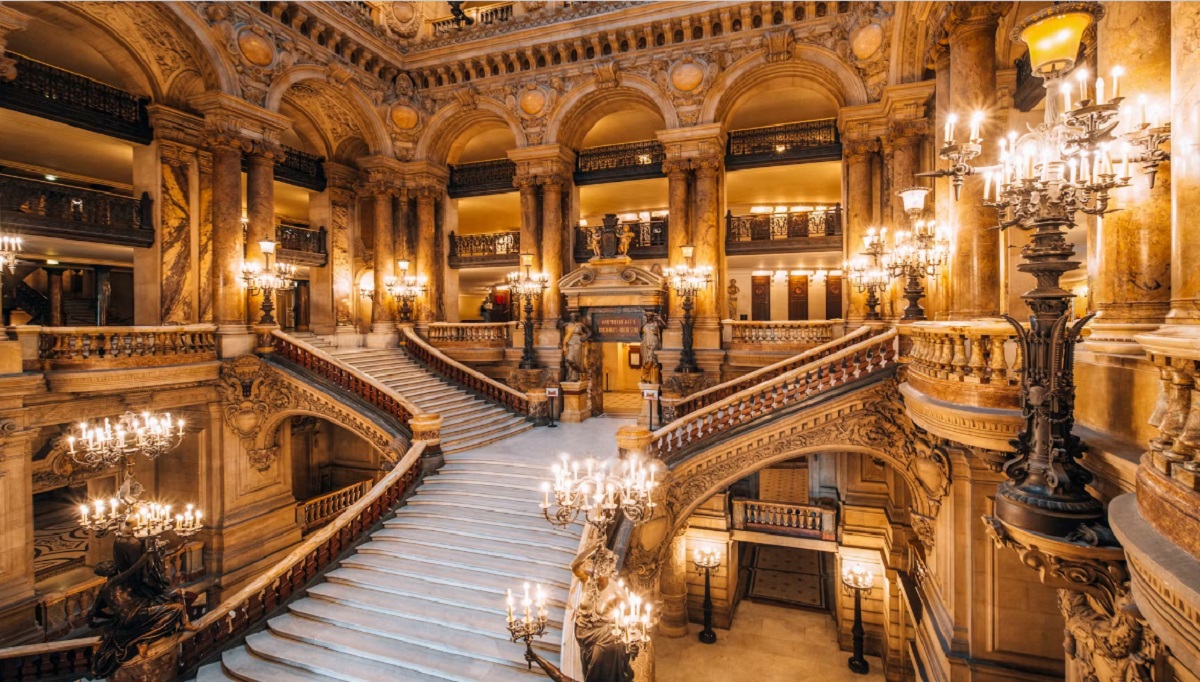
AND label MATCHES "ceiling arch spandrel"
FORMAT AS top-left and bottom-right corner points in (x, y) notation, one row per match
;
(281, 80), (376, 163)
